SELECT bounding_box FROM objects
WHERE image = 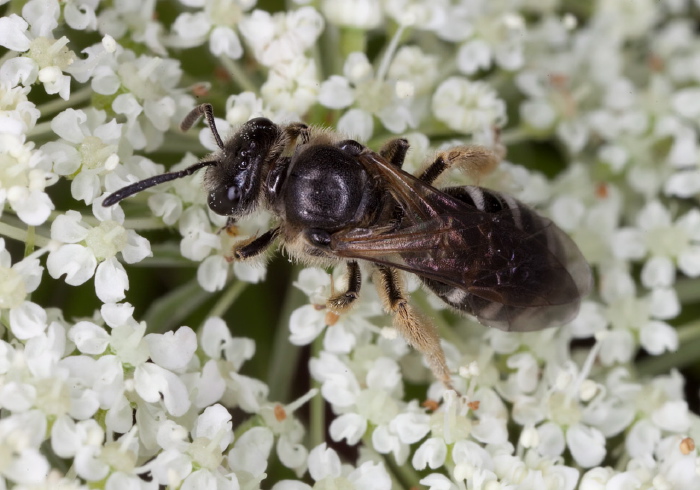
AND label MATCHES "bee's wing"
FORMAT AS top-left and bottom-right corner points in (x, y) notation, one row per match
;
(330, 152), (592, 331)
